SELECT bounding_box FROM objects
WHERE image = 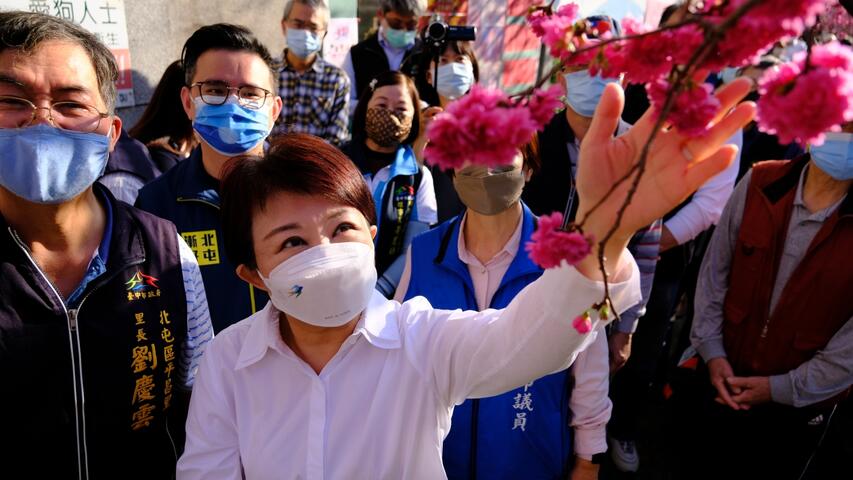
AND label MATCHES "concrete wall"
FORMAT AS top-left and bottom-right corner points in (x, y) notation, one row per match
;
(118, 0), (358, 128)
